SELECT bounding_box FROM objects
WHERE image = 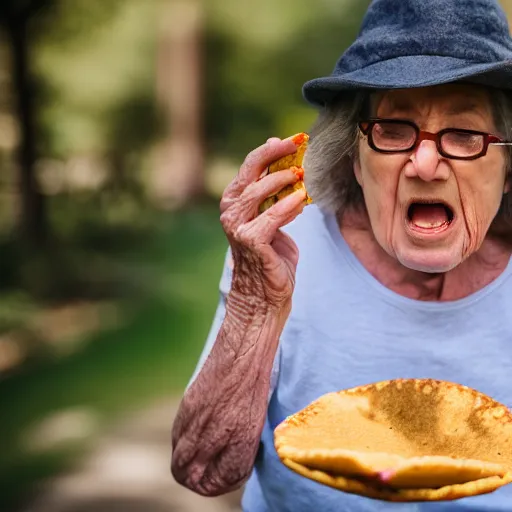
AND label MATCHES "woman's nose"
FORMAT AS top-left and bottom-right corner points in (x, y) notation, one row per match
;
(404, 140), (449, 181)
